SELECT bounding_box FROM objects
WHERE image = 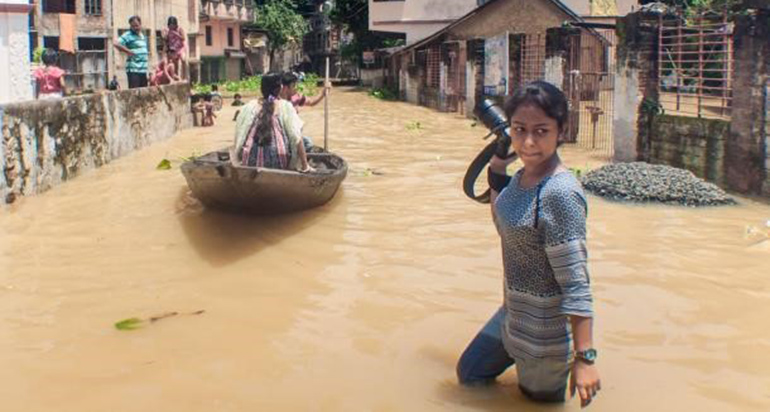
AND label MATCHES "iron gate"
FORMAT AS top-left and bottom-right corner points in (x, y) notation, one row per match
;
(565, 28), (616, 157)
